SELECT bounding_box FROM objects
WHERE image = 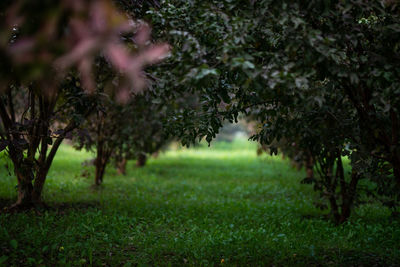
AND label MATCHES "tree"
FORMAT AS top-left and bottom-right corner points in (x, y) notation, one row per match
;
(112, 93), (170, 171)
(0, 0), (168, 208)
(146, 0), (400, 223)
(248, 0), (400, 220)
(75, 92), (169, 185)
